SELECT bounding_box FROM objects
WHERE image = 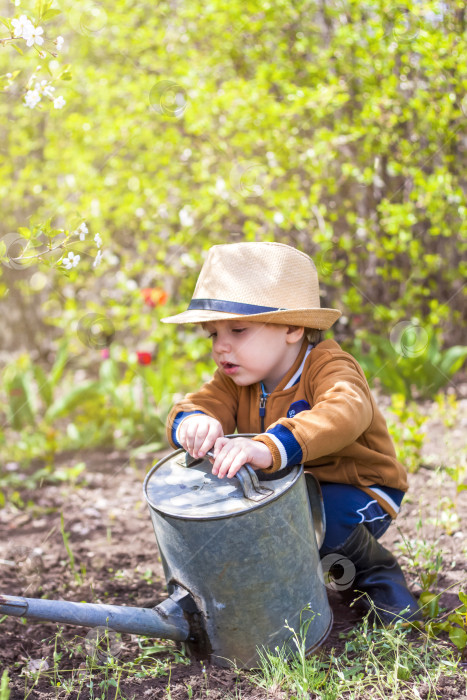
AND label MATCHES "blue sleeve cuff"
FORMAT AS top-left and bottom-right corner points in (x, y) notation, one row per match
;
(171, 410), (206, 448)
(264, 424), (303, 468)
